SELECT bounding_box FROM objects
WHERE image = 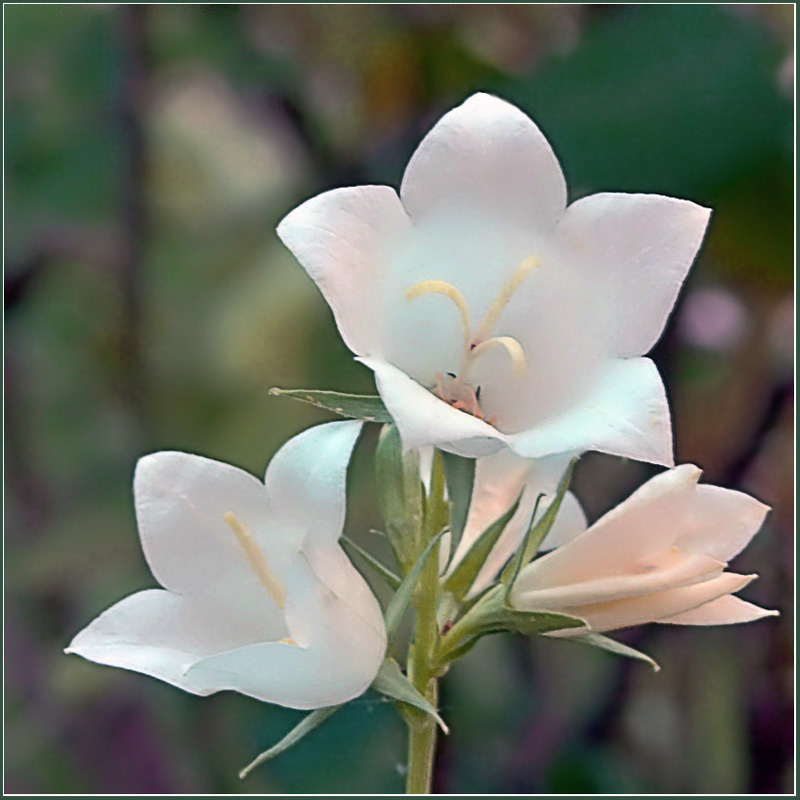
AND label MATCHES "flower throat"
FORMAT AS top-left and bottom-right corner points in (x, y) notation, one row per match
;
(405, 256), (539, 422)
